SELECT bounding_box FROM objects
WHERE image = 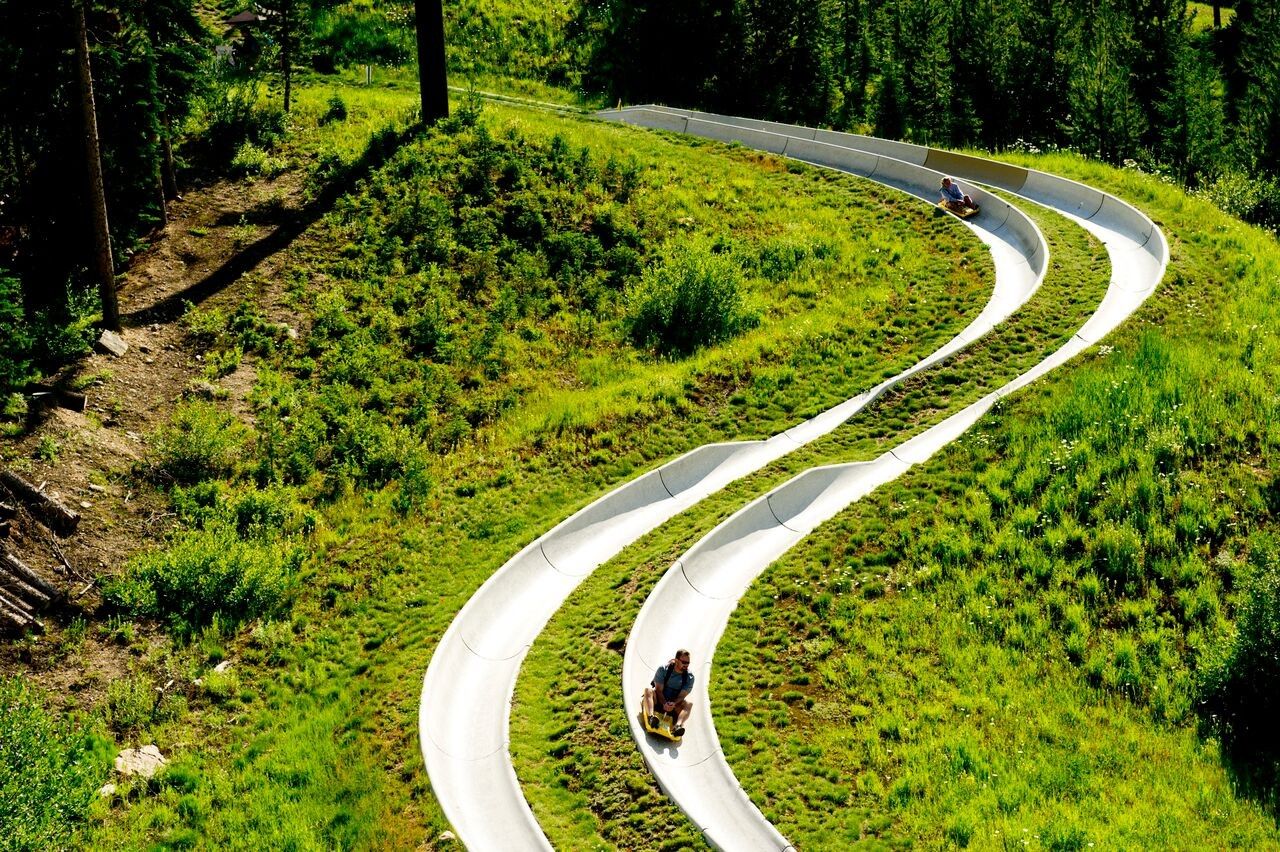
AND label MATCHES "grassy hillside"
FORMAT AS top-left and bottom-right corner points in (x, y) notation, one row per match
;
(710, 159), (1280, 847)
(445, 0), (590, 97)
(506, 145), (1280, 848)
(9, 75), (1280, 852)
(510, 179), (1115, 848)
(74, 91), (992, 849)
